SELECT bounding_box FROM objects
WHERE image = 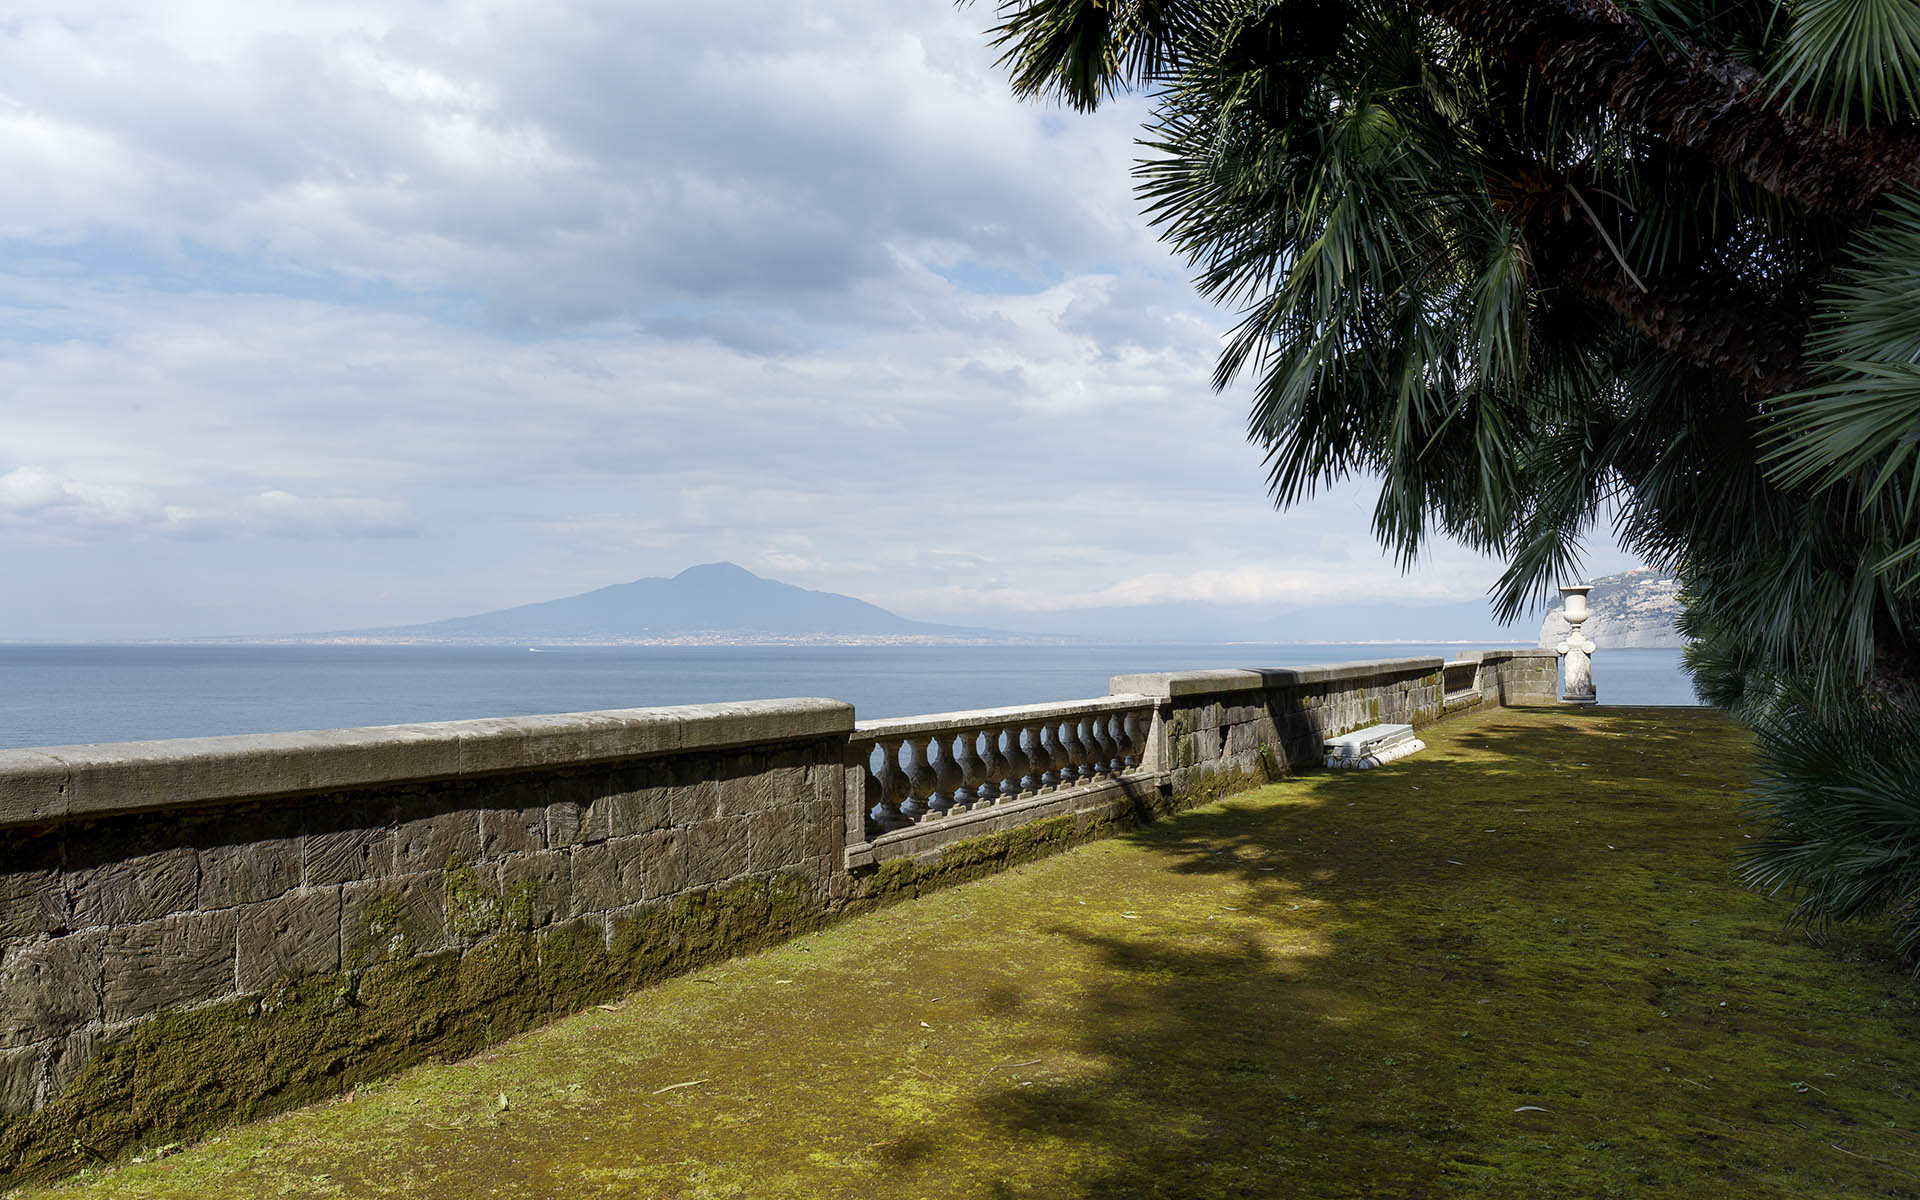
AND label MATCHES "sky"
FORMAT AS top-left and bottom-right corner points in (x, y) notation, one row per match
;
(0, 0), (1639, 642)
